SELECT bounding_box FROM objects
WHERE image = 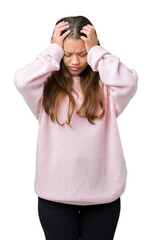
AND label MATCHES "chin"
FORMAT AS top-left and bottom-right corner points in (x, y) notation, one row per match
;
(71, 72), (81, 76)
(69, 69), (84, 76)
